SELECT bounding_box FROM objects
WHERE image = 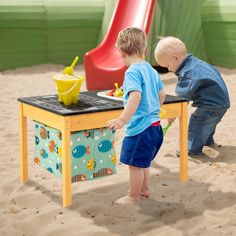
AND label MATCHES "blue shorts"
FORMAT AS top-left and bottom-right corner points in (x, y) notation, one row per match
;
(120, 124), (163, 168)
